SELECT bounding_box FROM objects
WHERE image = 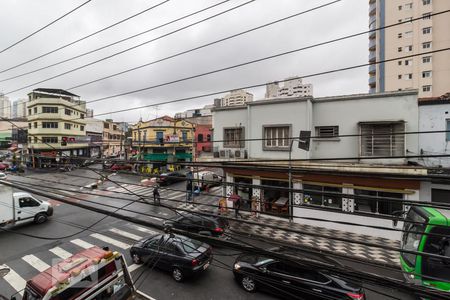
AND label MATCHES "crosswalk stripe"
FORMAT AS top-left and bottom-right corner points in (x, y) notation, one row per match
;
(22, 255), (50, 272)
(3, 266), (26, 296)
(49, 247), (72, 259)
(90, 233), (130, 249)
(132, 186), (150, 193)
(128, 263), (142, 272)
(71, 239), (94, 249)
(109, 228), (143, 241)
(129, 225), (160, 236)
